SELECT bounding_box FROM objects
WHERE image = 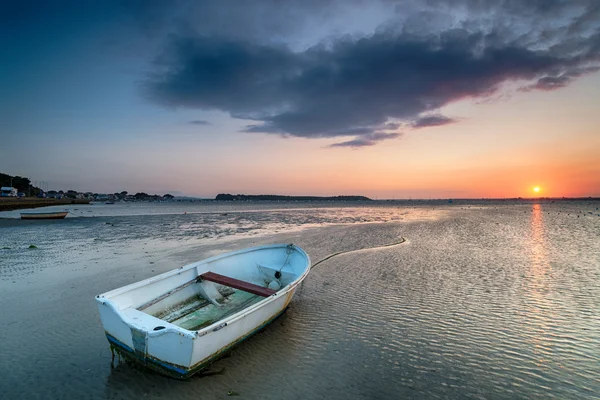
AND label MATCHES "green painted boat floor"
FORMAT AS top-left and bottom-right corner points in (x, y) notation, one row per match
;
(149, 286), (237, 323)
(153, 296), (211, 322)
(149, 290), (264, 331)
(173, 291), (263, 330)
